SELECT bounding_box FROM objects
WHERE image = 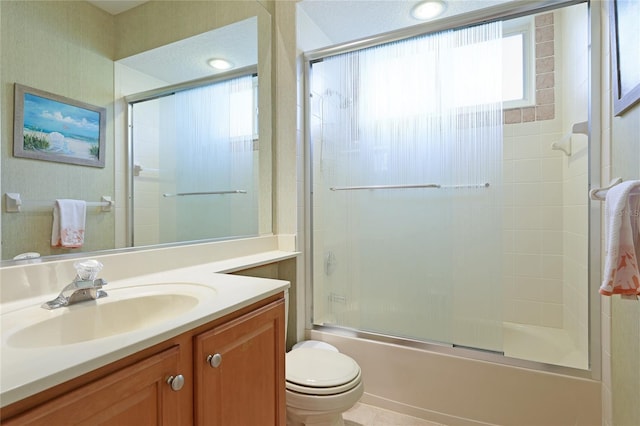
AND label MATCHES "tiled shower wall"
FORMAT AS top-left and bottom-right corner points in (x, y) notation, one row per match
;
(503, 12), (564, 327)
(557, 4), (589, 356)
(503, 7), (589, 337)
